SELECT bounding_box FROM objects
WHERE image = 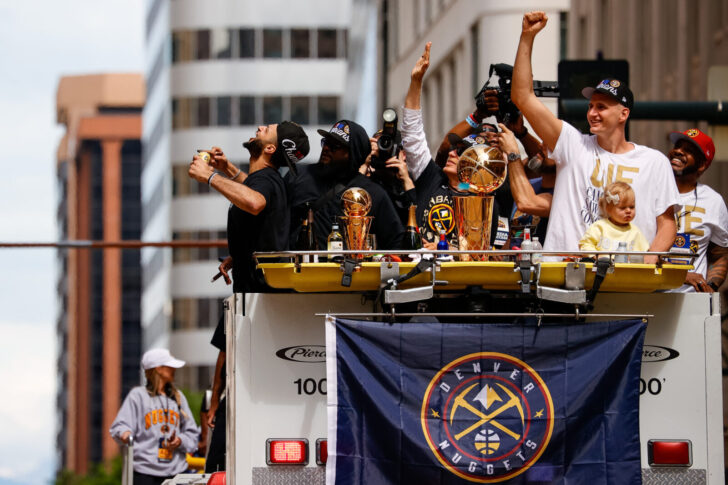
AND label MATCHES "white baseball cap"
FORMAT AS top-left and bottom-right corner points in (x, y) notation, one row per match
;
(141, 348), (185, 370)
